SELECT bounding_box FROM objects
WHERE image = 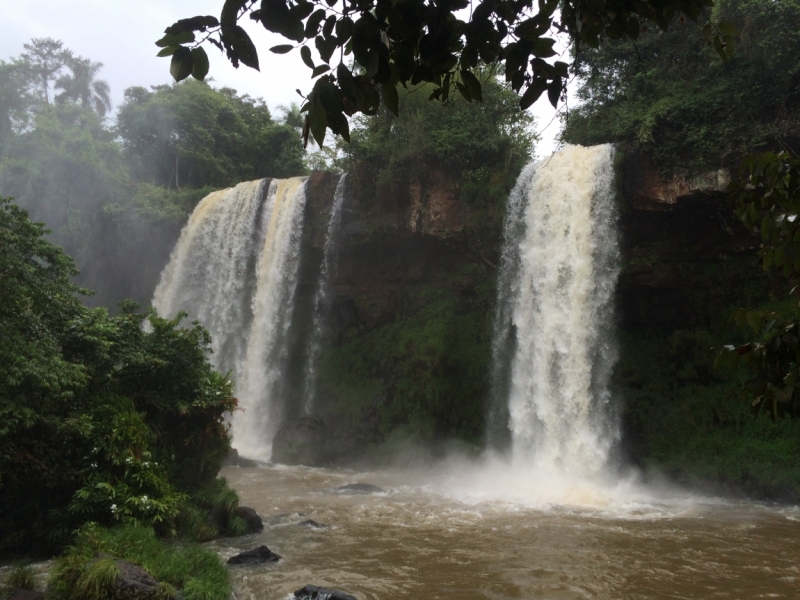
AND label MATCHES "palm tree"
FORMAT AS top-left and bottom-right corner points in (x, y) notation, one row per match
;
(54, 57), (112, 117)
